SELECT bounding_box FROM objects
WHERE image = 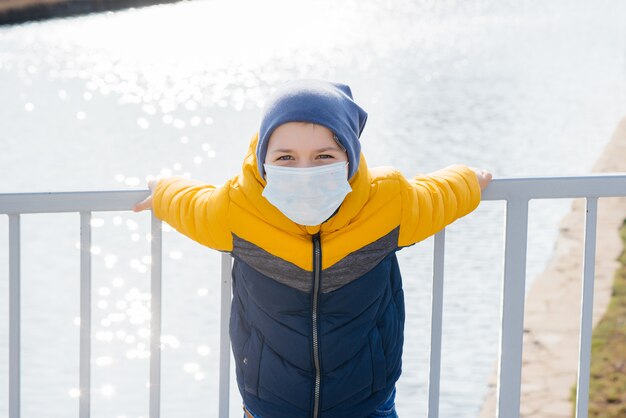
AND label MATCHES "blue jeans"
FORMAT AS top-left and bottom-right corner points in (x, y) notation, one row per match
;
(243, 388), (398, 418)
